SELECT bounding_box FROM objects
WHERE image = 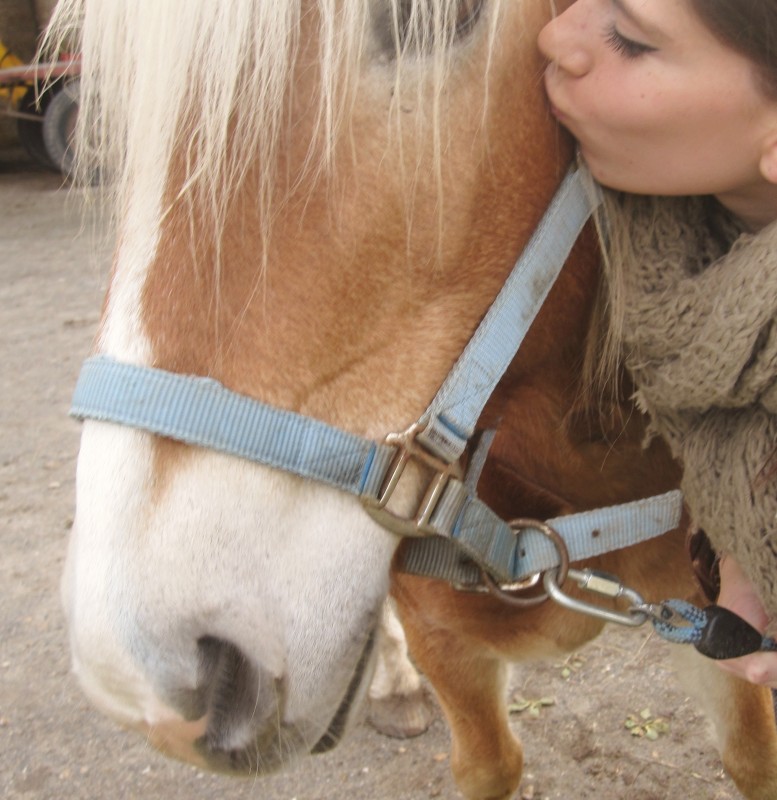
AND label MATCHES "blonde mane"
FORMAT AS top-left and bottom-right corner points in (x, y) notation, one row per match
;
(46, 0), (503, 243)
